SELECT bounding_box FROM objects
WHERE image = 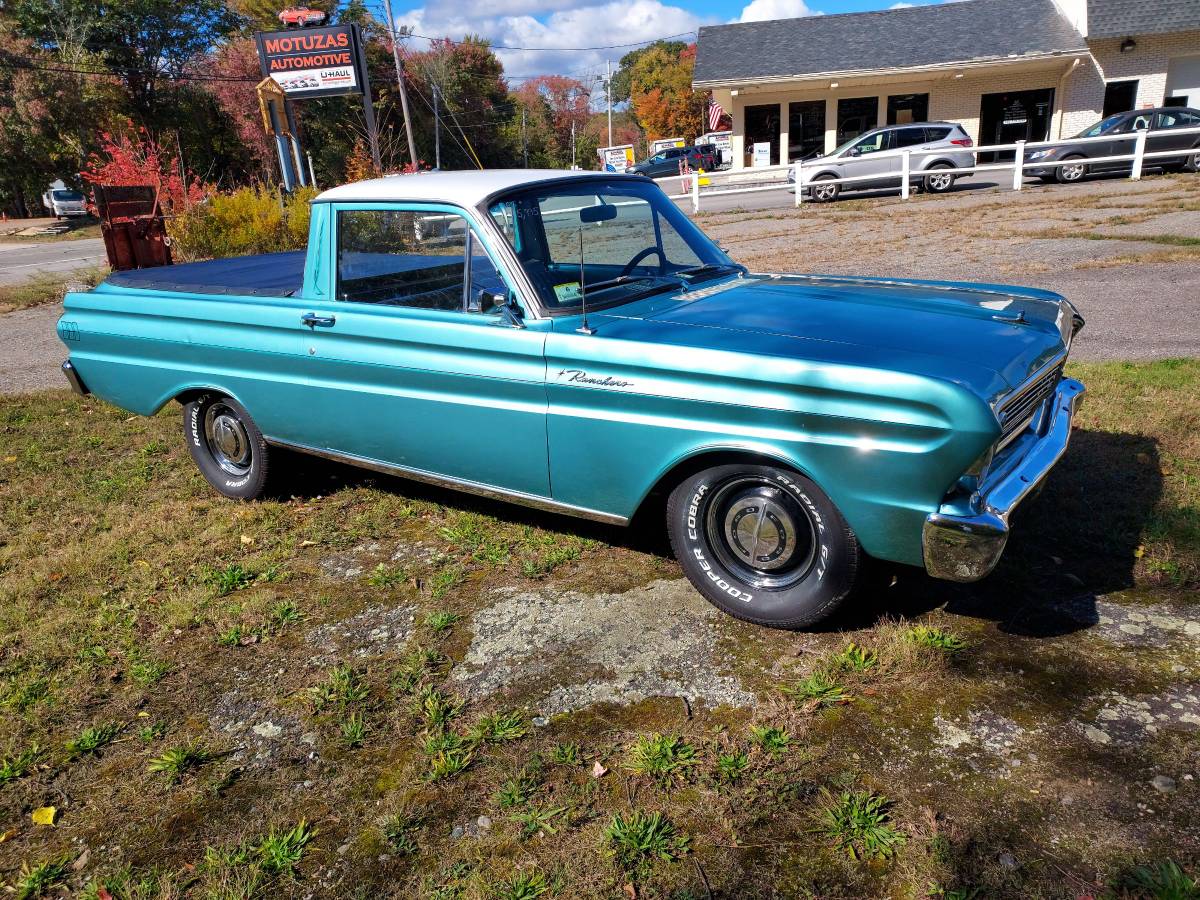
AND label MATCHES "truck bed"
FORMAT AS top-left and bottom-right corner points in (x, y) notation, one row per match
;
(104, 251), (307, 297)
